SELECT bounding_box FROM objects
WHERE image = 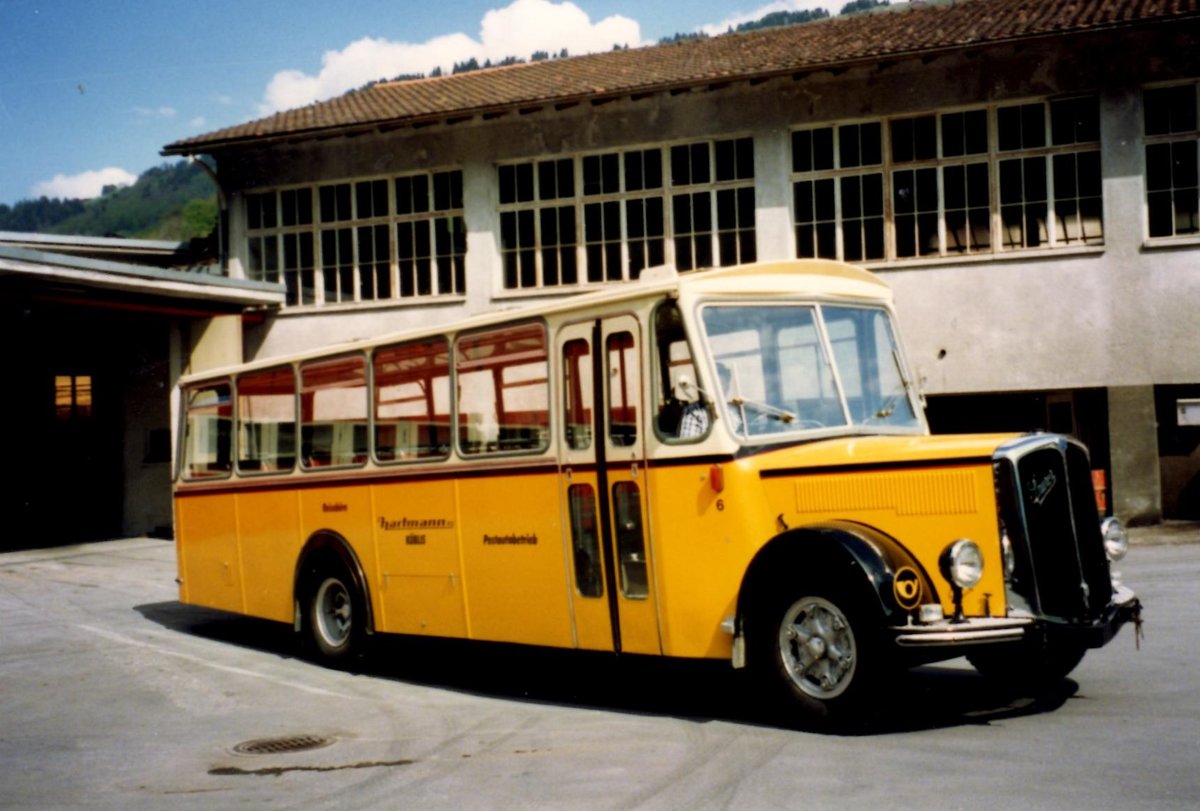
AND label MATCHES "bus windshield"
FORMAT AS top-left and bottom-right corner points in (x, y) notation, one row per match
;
(698, 302), (920, 439)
